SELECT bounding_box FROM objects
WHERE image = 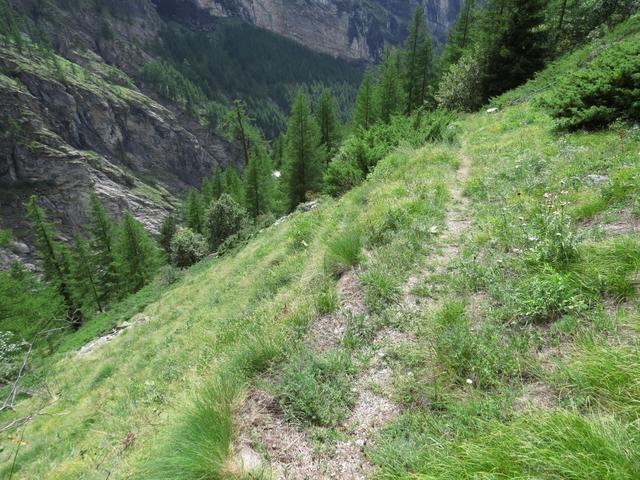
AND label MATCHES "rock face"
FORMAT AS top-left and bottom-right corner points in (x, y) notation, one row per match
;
(0, 0), (237, 266)
(154, 0), (462, 60)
